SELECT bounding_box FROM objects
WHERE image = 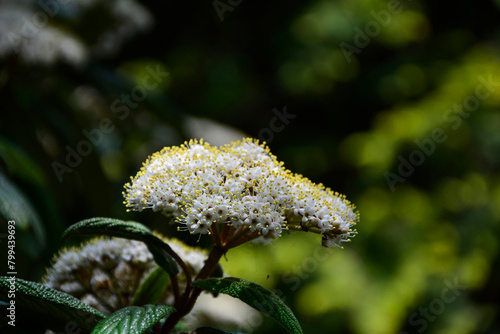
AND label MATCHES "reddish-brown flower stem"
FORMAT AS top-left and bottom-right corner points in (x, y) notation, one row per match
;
(222, 225), (249, 248)
(170, 274), (180, 304)
(210, 222), (223, 248)
(225, 230), (260, 249)
(158, 242), (193, 289)
(220, 223), (234, 242)
(286, 224), (324, 235)
(161, 245), (226, 333)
